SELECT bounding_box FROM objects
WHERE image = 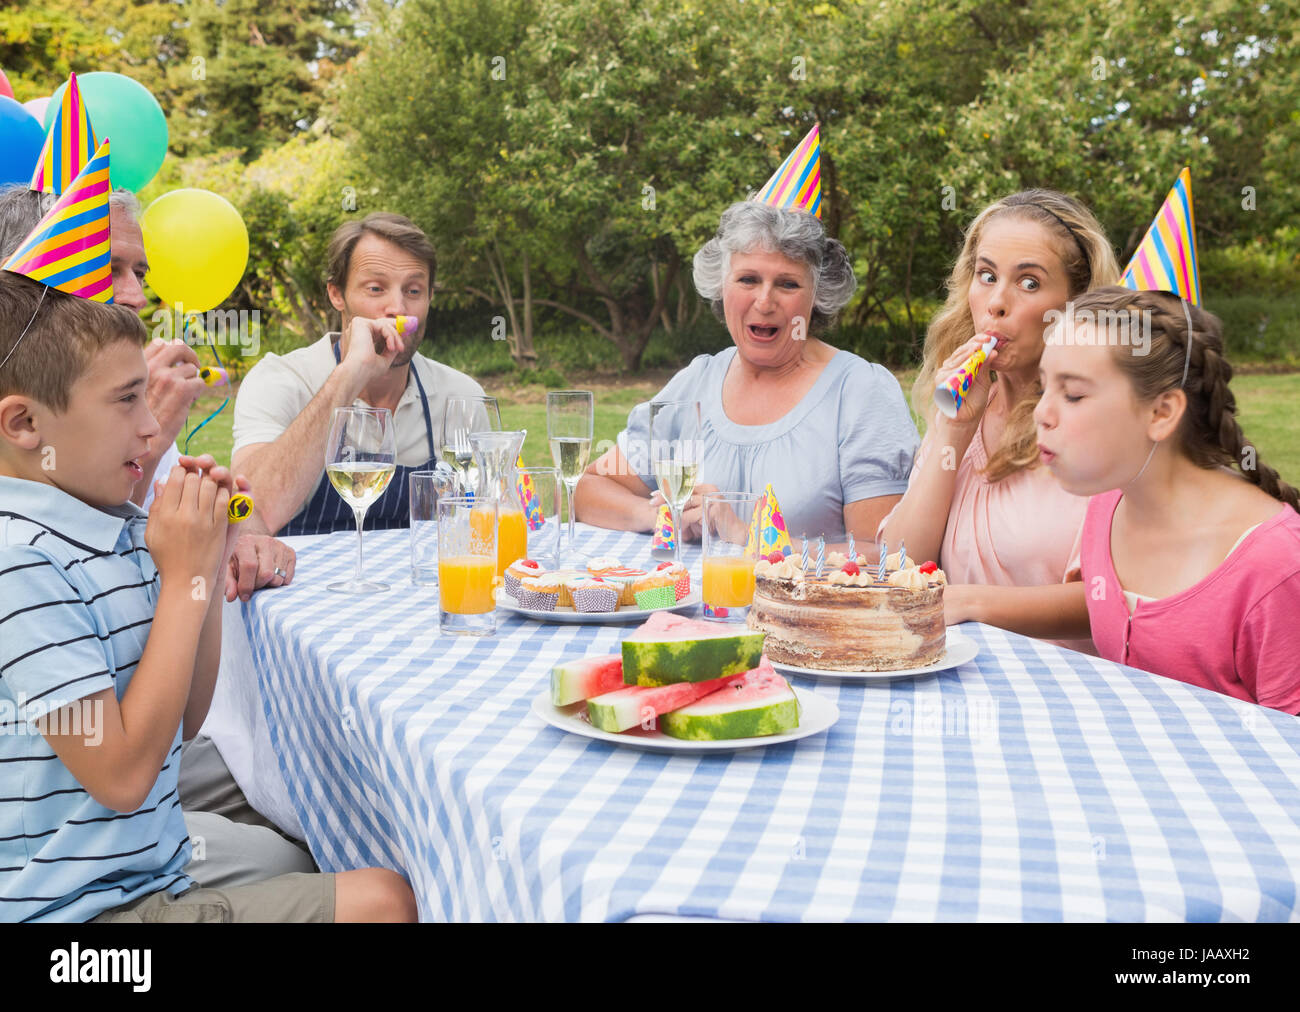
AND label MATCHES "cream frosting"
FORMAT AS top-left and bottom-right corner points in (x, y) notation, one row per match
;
(754, 557), (806, 582)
